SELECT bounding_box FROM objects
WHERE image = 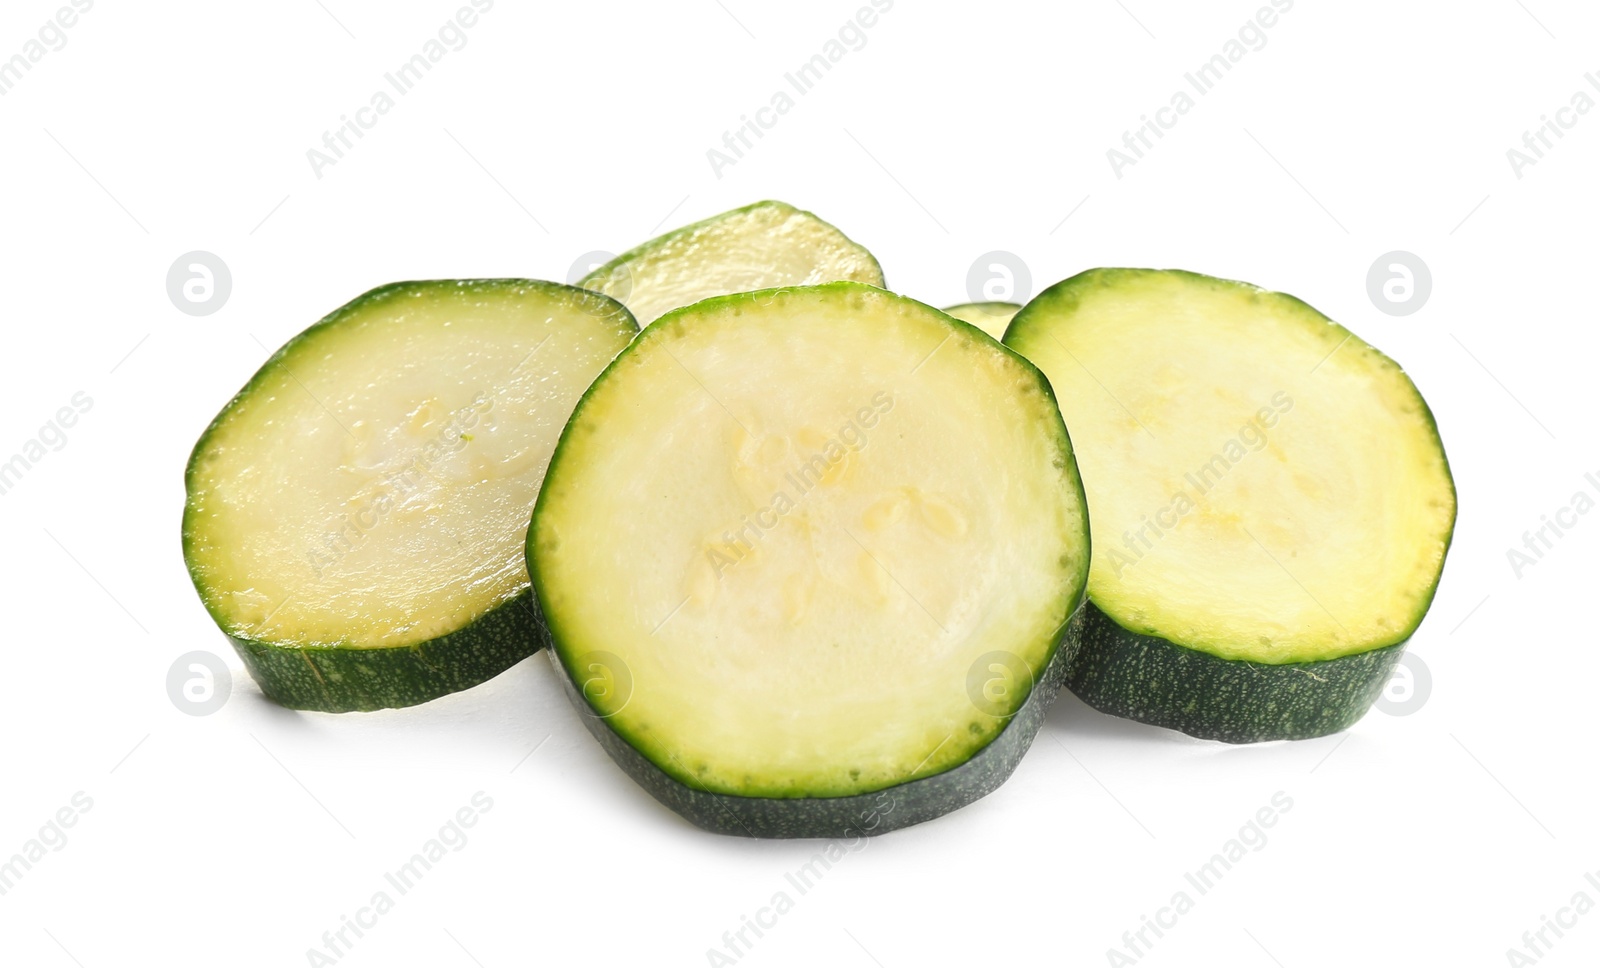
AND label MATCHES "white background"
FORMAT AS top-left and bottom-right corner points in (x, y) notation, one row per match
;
(1, 1), (1596, 965)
